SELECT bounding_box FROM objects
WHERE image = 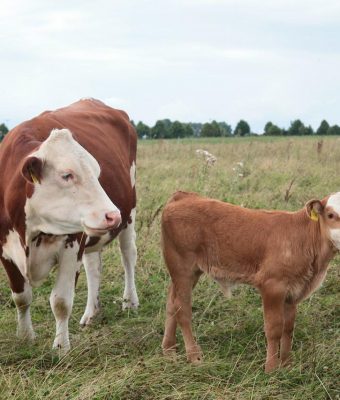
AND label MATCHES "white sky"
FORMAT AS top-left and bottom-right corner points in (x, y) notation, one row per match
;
(1, 0), (340, 132)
